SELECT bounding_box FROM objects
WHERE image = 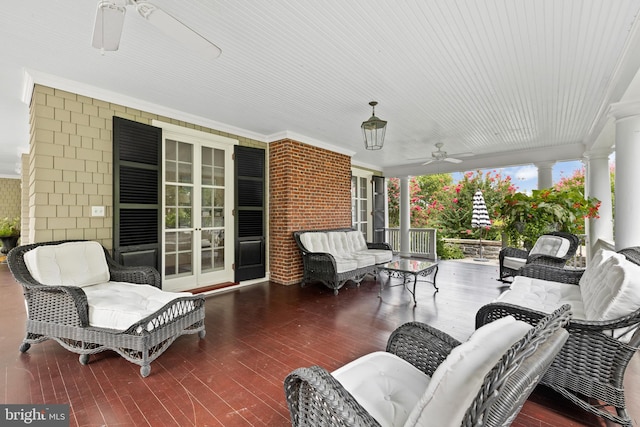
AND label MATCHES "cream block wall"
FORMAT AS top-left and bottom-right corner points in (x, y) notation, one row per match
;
(28, 85), (267, 250)
(0, 178), (21, 220)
